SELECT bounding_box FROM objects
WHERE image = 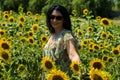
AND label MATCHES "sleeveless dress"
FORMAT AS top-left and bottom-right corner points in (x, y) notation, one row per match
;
(42, 29), (79, 78)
